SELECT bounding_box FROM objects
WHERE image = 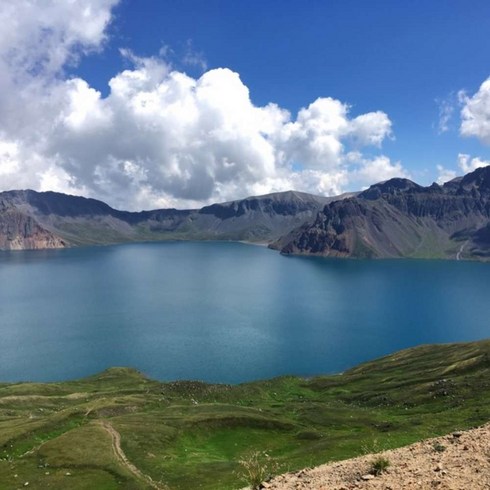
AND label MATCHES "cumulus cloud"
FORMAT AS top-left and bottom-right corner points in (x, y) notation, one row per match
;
(46, 68), (399, 208)
(0, 0), (117, 78)
(0, 0), (405, 210)
(350, 155), (409, 189)
(460, 78), (490, 144)
(348, 112), (392, 146)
